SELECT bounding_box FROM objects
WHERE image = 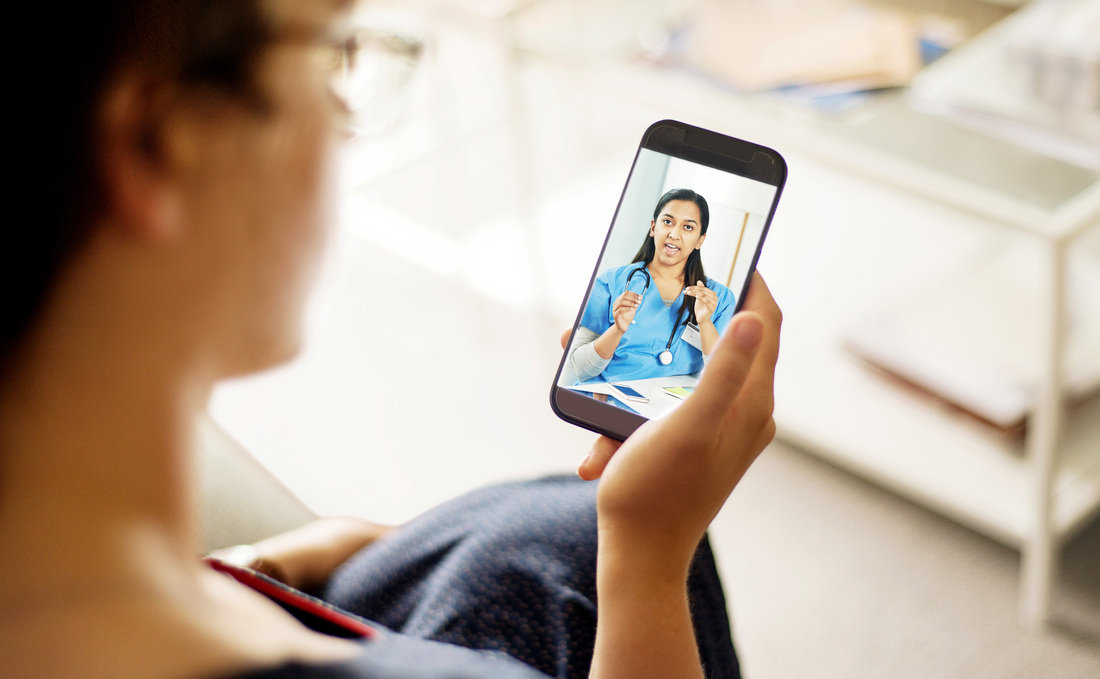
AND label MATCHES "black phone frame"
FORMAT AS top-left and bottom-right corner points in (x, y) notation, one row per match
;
(549, 120), (787, 441)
